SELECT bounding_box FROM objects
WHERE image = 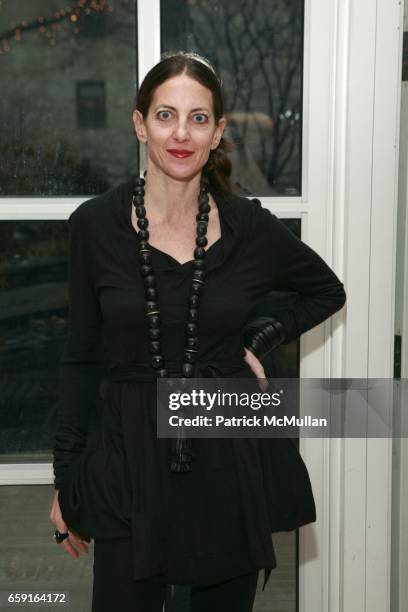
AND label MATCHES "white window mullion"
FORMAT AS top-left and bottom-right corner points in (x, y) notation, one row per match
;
(0, 198), (87, 221)
(137, 0), (161, 85)
(0, 464), (54, 486)
(136, 0), (161, 176)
